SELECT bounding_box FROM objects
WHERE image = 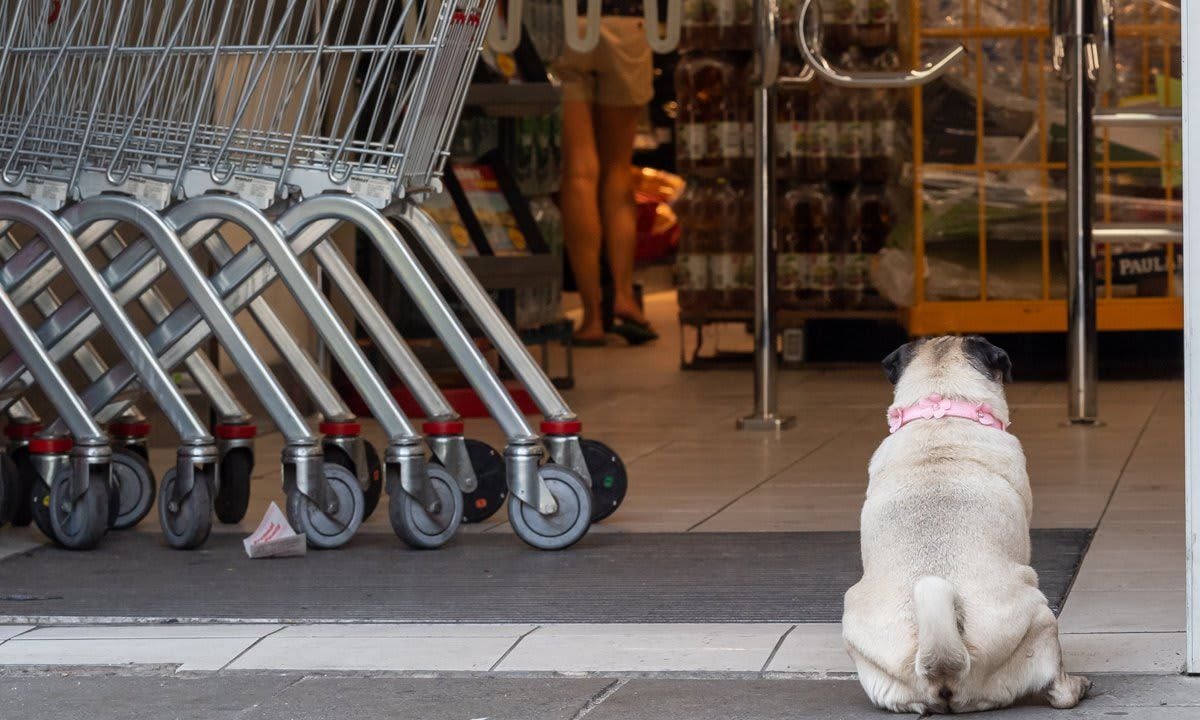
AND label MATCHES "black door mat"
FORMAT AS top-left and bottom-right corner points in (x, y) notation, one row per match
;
(0, 530), (1092, 623)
